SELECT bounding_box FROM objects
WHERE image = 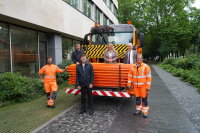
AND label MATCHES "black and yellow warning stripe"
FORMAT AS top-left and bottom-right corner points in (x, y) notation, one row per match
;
(82, 44), (128, 58)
